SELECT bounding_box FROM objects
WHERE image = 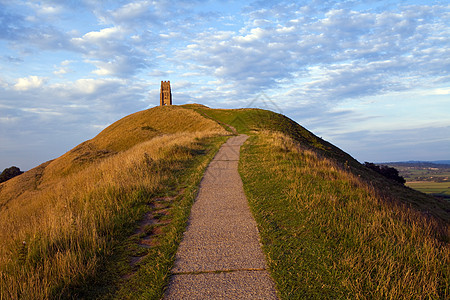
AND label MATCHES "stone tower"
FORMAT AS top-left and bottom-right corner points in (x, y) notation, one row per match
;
(160, 81), (172, 106)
